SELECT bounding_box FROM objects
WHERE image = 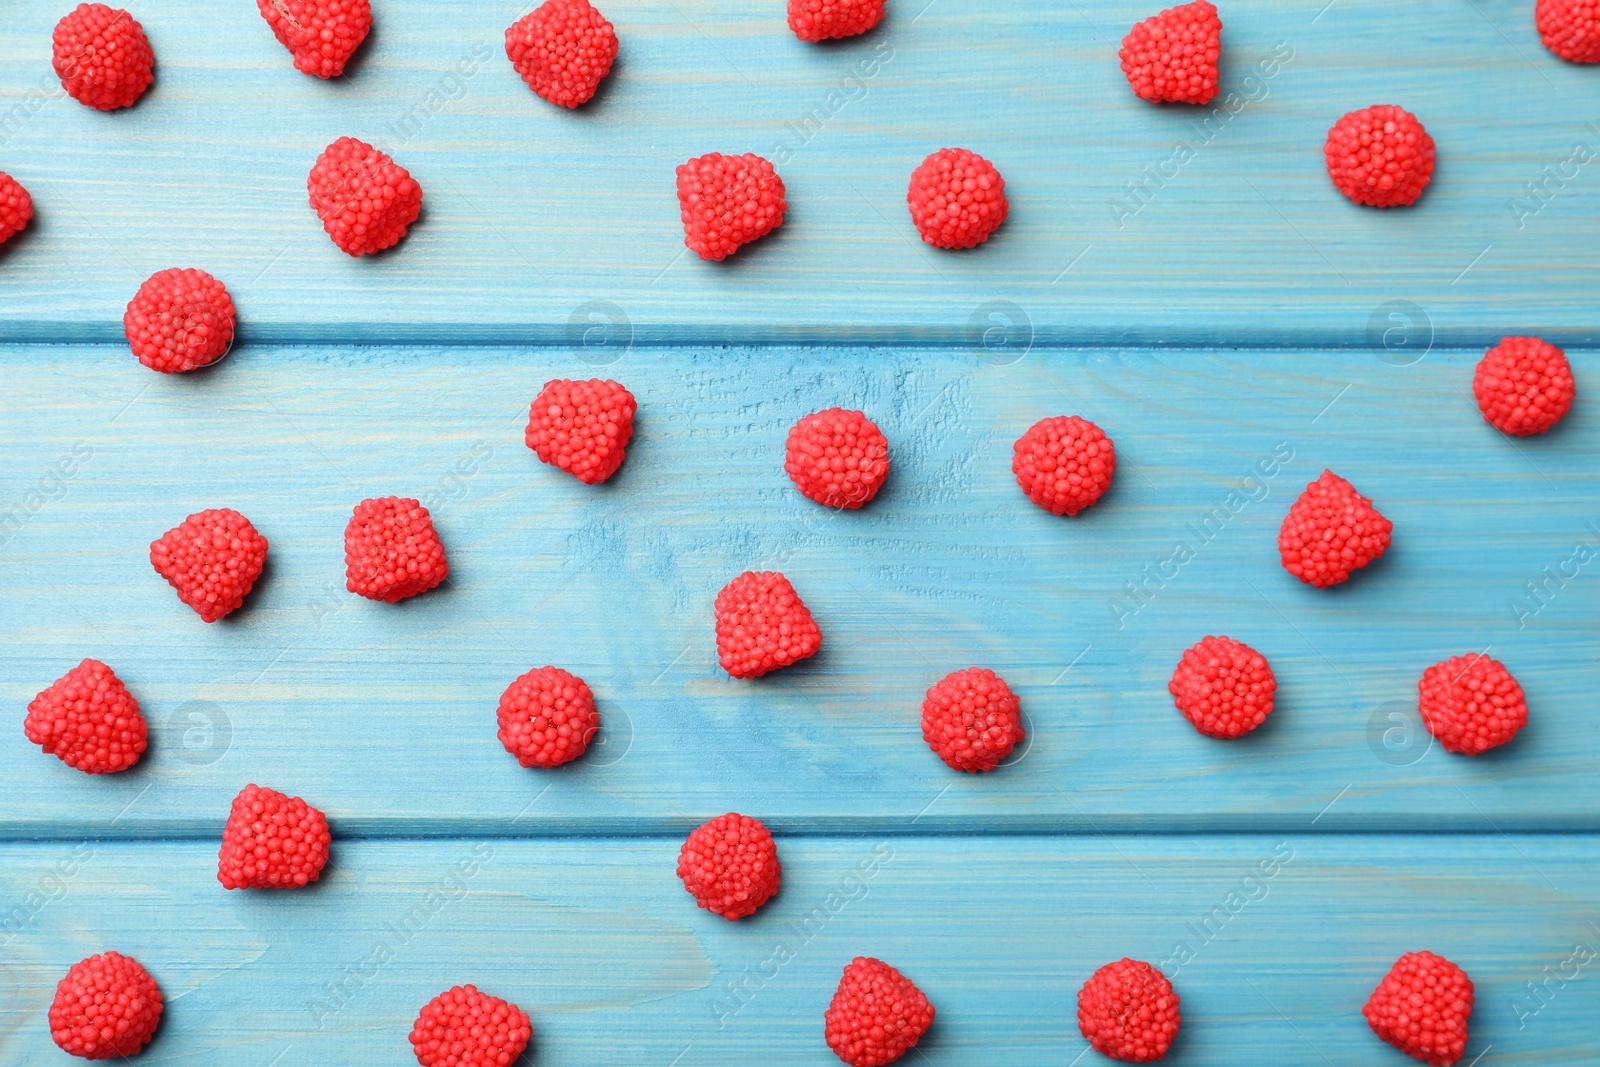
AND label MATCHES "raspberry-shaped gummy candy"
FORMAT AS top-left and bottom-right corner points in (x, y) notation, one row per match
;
(1168, 635), (1275, 739)
(1324, 105), (1435, 208)
(409, 985), (532, 1067)
(525, 378), (637, 484)
(49, 951), (162, 1060)
(26, 659), (146, 774)
(921, 667), (1024, 772)
(1363, 951), (1474, 1066)
(1538, 0), (1600, 63)
(217, 783), (331, 889)
(497, 665), (600, 768)
(344, 496), (449, 602)
(1120, 1), (1222, 105)
(714, 570), (822, 678)
(677, 812), (781, 920)
(257, 0), (371, 78)
(0, 172), (34, 246)
(788, 0), (885, 42)
(785, 408), (890, 509)
(149, 508), (268, 622)
(53, 4), (153, 110)
(824, 957), (935, 1067)
(308, 137), (422, 256)
(1278, 470), (1392, 588)
(1077, 958), (1181, 1062)
(907, 147), (1008, 249)
(124, 268), (236, 373)
(506, 0), (618, 107)
(676, 152), (786, 261)
(1012, 415), (1116, 516)
(1418, 654), (1528, 756)
(1473, 336), (1575, 436)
